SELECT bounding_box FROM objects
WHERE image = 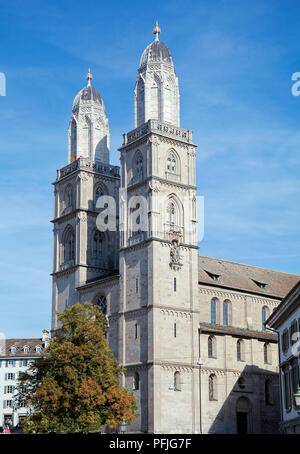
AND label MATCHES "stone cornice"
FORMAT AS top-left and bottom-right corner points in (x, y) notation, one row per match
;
(198, 283), (282, 302)
(119, 236), (199, 253)
(76, 273), (120, 291)
(126, 175), (197, 192)
(51, 208), (102, 224)
(199, 322), (277, 342)
(120, 361), (278, 376)
(200, 366), (278, 377)
(52, 264), (111, 278)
